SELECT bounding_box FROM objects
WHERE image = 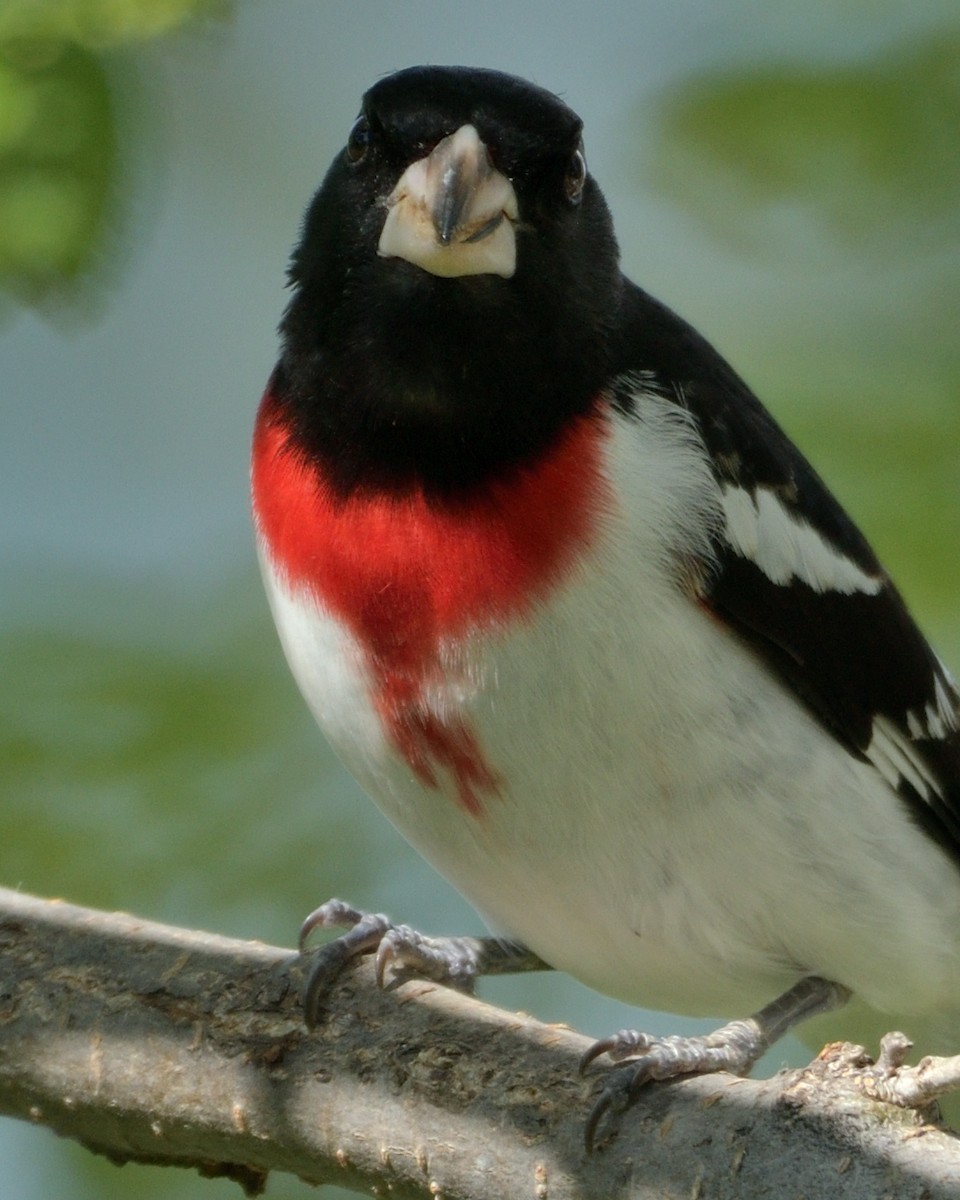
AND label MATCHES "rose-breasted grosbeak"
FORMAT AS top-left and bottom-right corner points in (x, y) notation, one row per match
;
(251, 66), (960, 1140)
